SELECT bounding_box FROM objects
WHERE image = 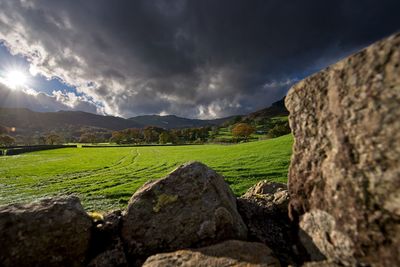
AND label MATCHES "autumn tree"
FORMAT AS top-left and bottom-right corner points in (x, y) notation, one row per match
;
(231, 123), (255, 141)
(0, 135), (16, 146)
